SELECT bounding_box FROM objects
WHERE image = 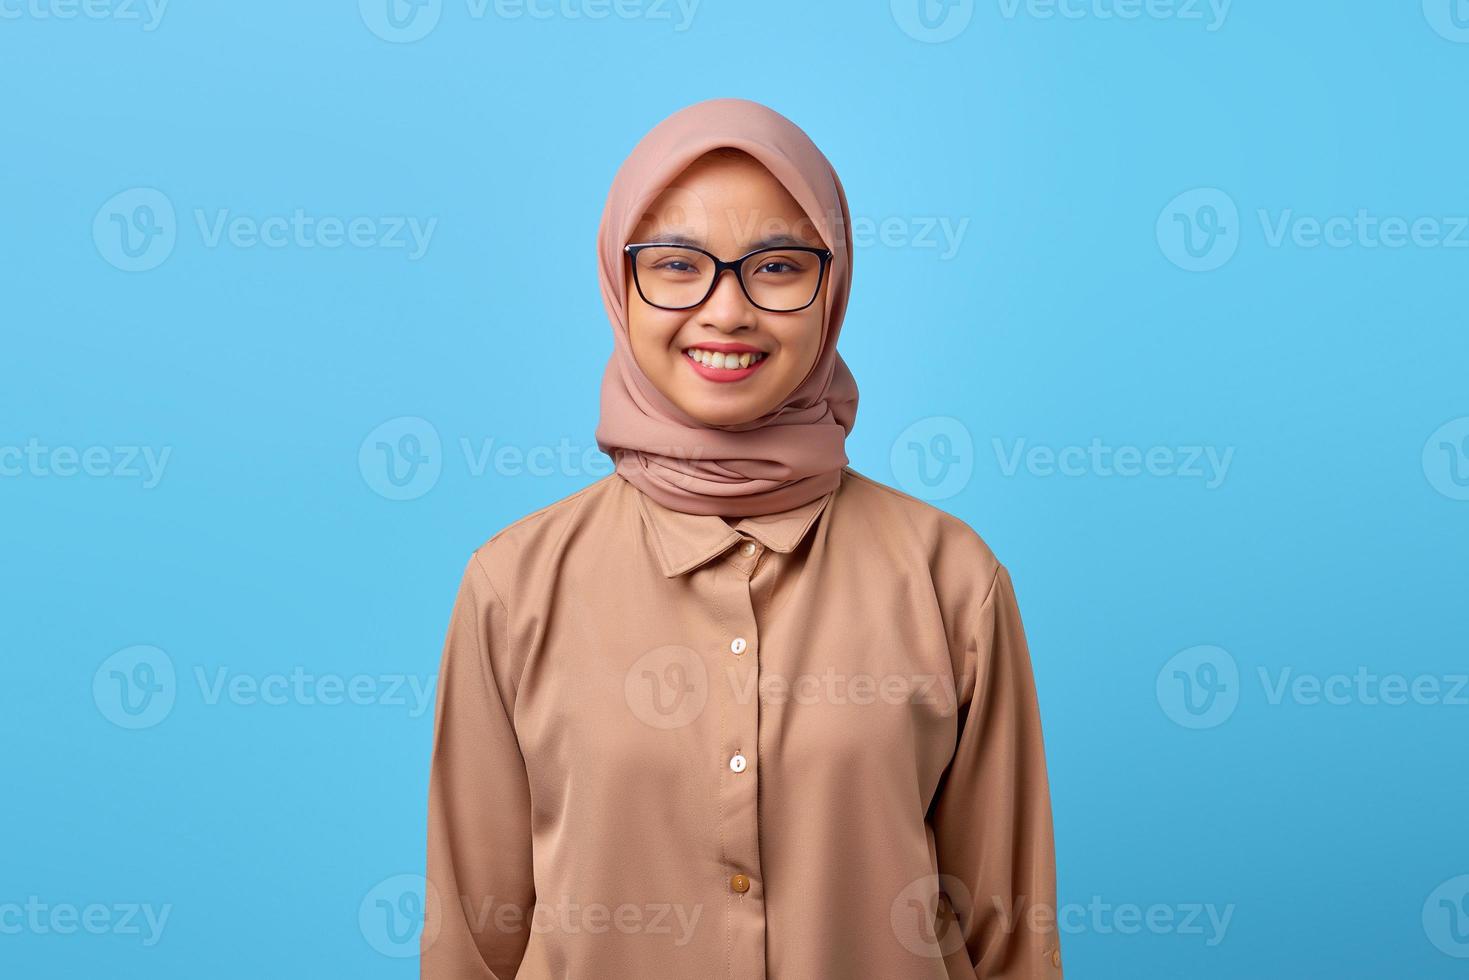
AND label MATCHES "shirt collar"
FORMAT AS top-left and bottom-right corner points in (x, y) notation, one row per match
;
(633, 481), (838, 578)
